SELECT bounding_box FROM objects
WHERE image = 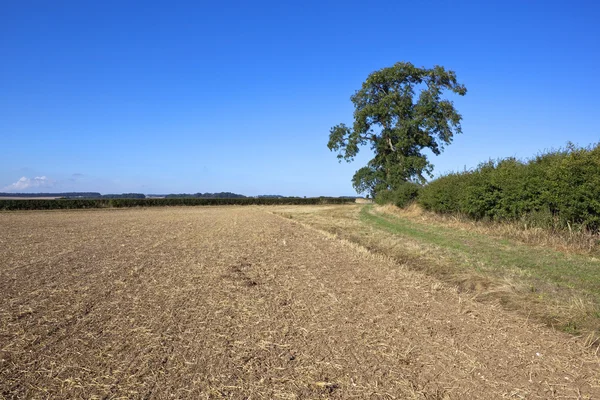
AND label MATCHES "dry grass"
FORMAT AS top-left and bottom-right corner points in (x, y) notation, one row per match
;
(380, 203), (600, 255)
(354, 198), (374, 204)
(1, 207), (600, 398)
